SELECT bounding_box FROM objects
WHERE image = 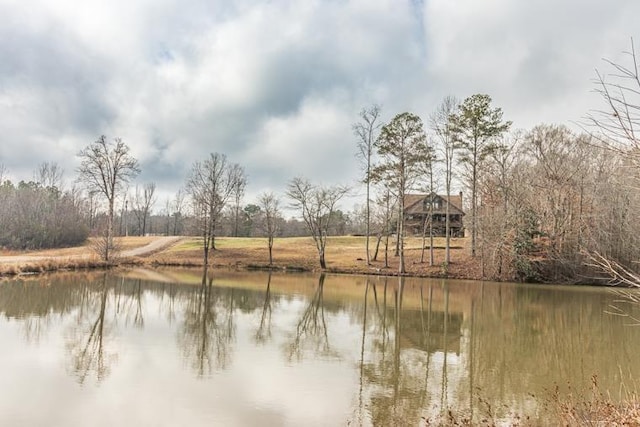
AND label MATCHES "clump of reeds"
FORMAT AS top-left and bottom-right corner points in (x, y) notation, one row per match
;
(548, 376), (640, 426)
